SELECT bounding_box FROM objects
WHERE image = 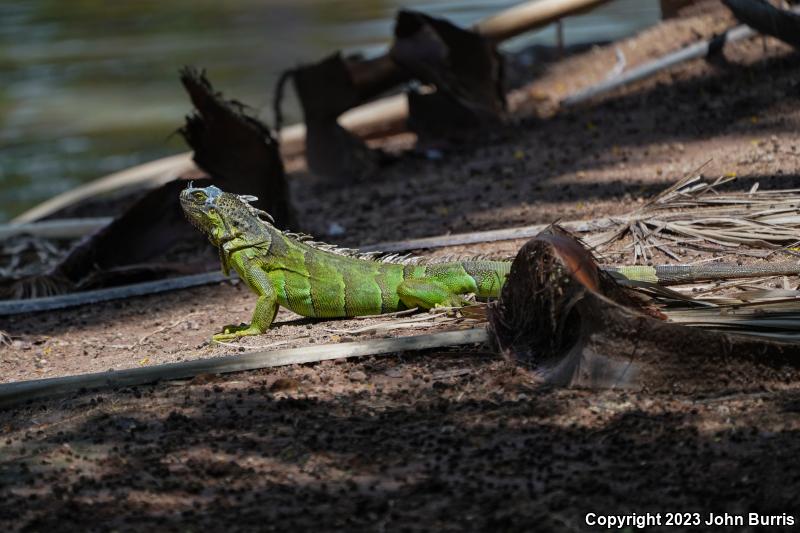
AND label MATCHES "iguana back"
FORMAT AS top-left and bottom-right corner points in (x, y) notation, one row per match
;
(261, 232), (509, 317)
